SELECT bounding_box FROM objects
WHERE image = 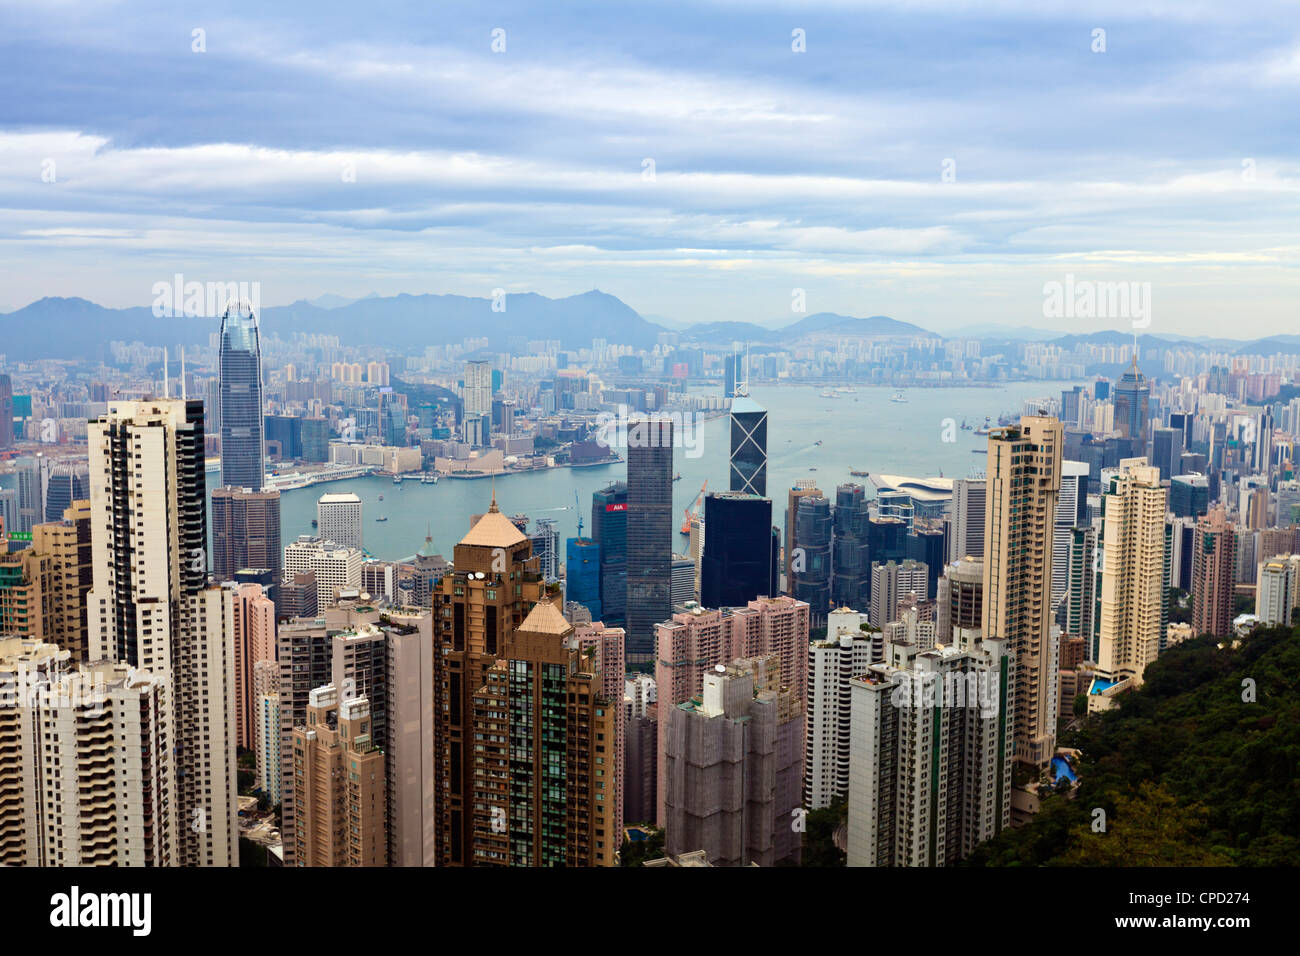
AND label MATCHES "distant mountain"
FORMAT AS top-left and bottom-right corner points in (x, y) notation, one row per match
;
(945, 323), (1063, 341)
(678, 312), (929, 345)
(305, 292), (379, 310)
